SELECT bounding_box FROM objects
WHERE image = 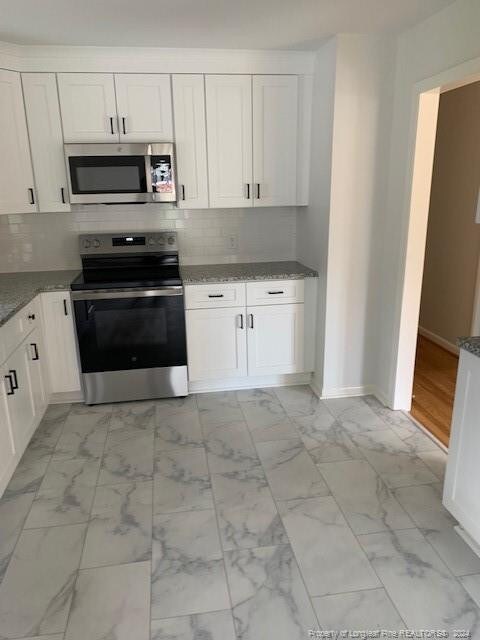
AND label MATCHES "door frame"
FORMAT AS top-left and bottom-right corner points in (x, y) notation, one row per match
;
(390, 56), (480, 410)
